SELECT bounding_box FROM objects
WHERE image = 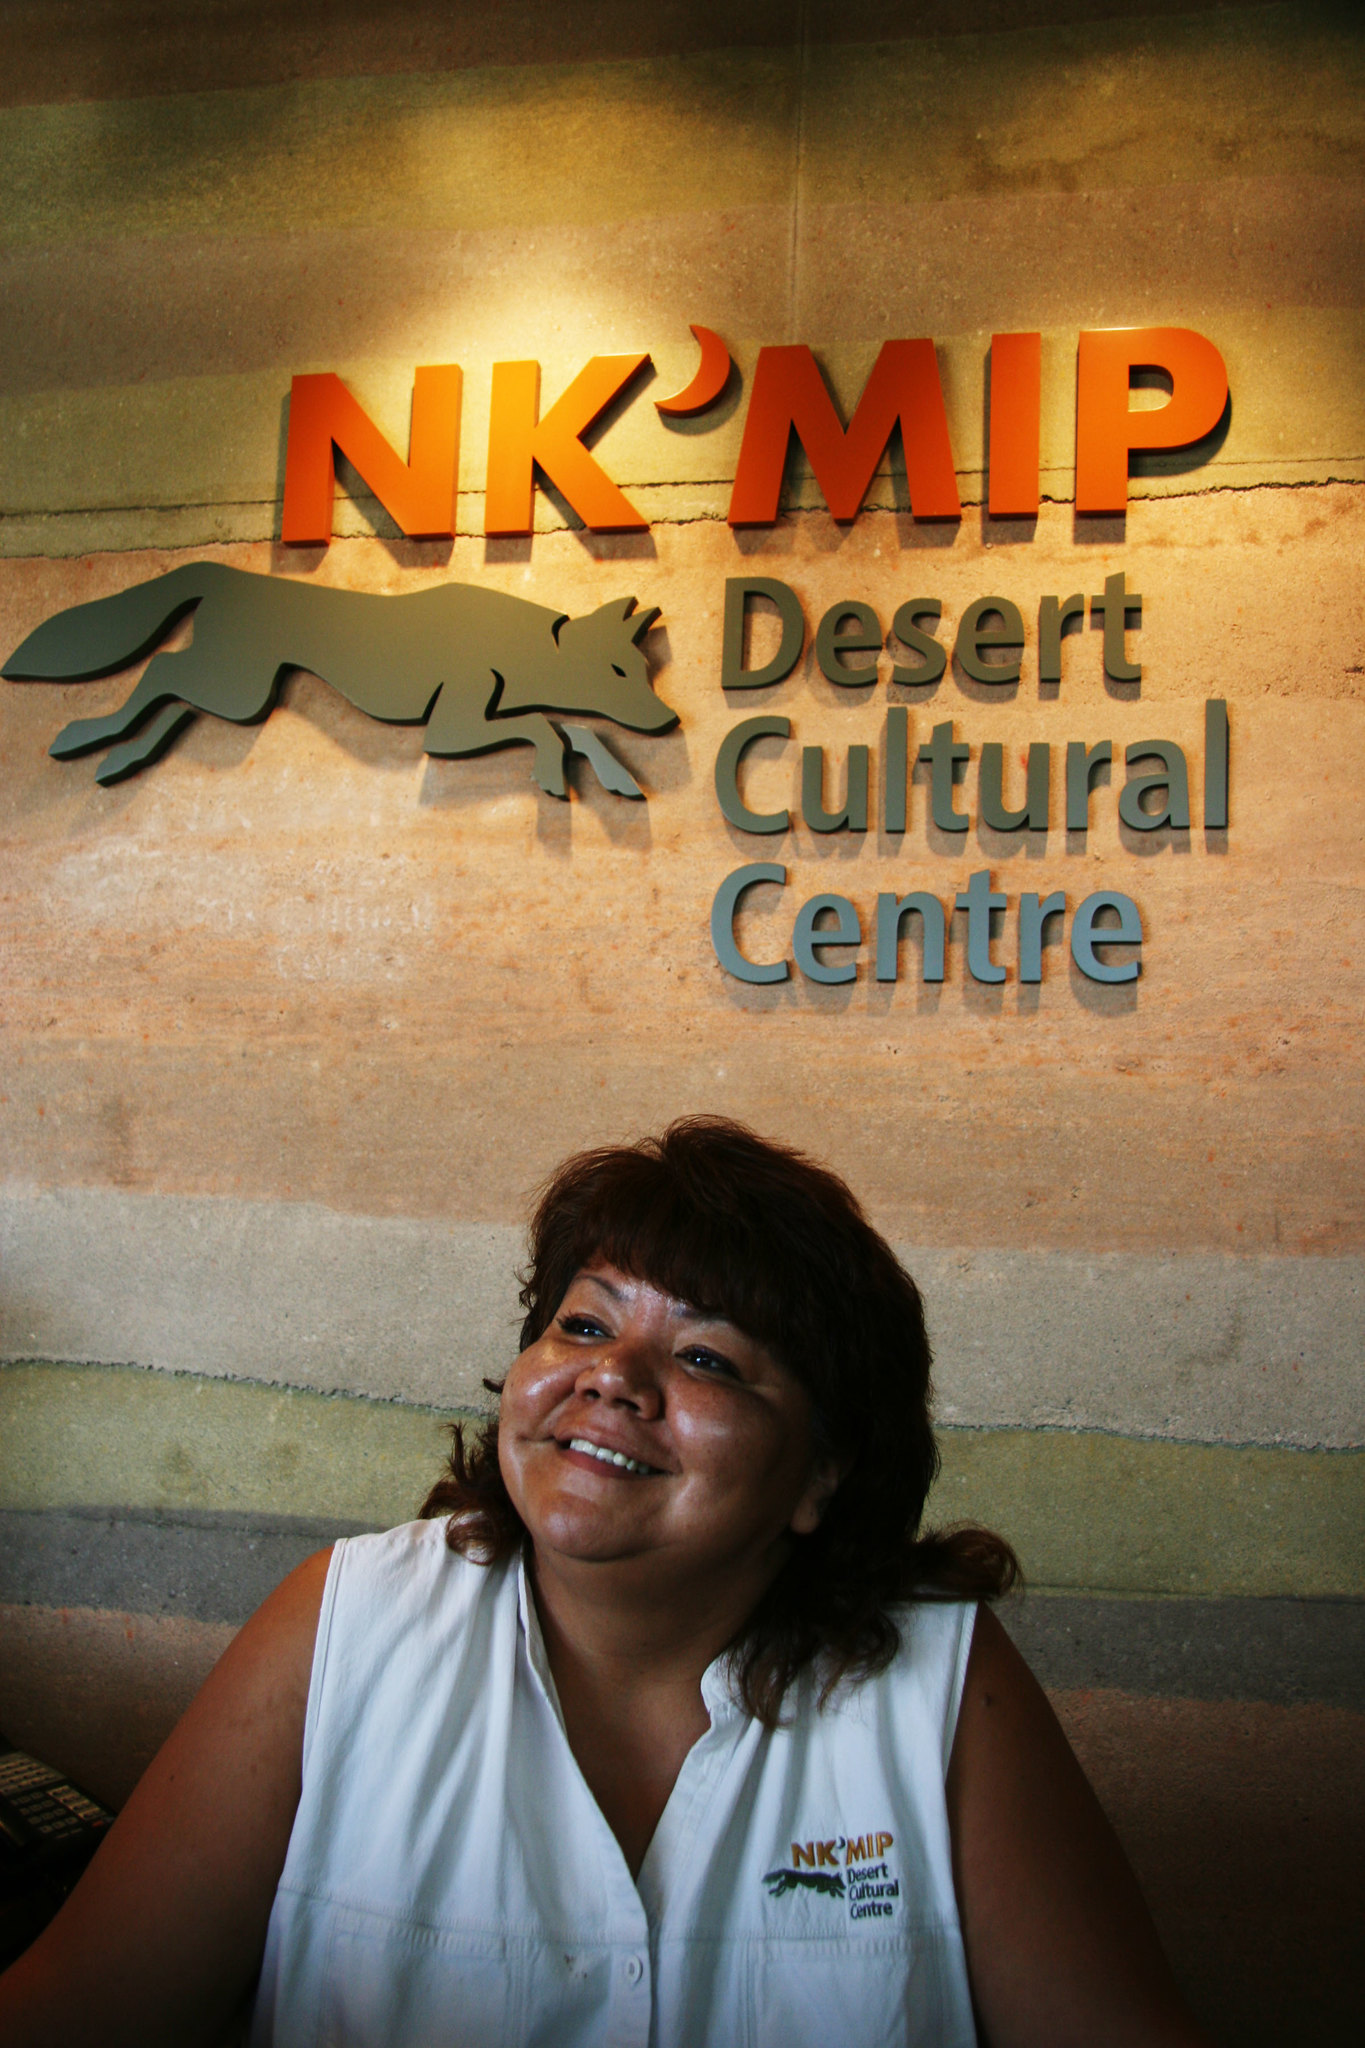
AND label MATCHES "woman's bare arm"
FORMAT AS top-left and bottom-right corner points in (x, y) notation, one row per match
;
(0, 1547), (331, 2048)
(947, 1605), (1213, 2048)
